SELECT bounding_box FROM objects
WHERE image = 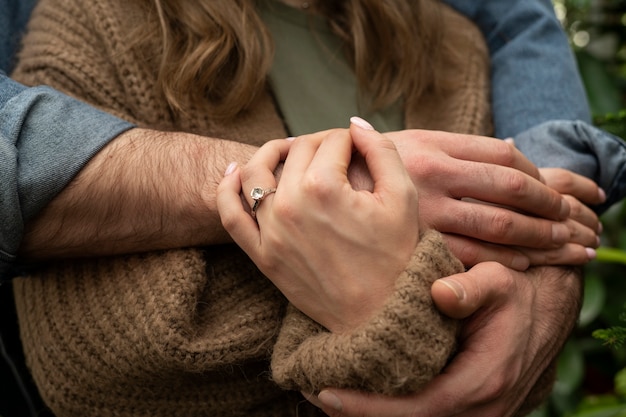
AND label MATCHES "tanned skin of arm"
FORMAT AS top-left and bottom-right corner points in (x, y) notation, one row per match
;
(19, 128), (258, 260)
